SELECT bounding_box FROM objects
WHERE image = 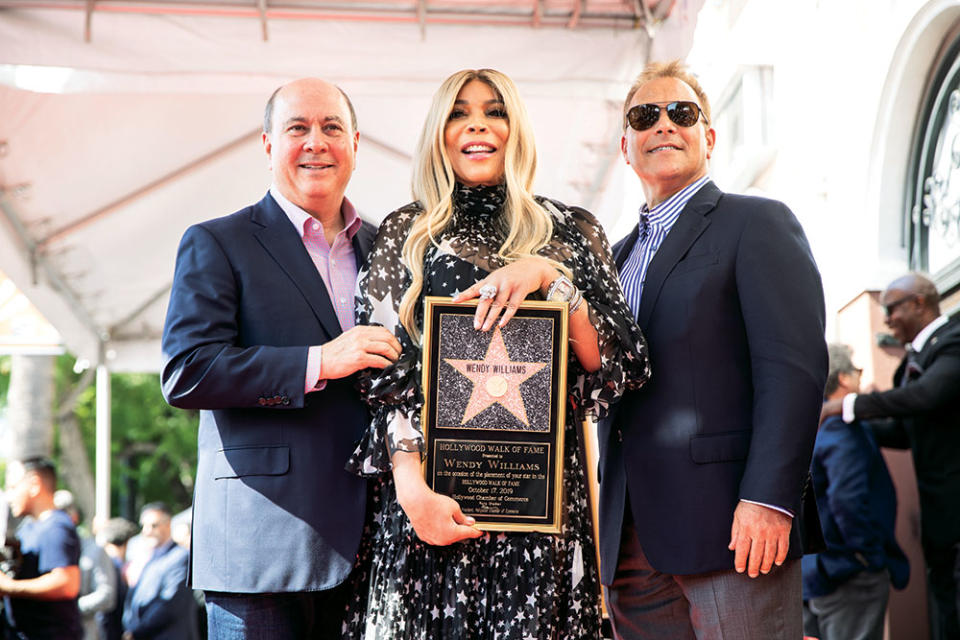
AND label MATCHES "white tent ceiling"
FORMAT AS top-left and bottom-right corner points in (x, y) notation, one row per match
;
(0, 0), (704, 371)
